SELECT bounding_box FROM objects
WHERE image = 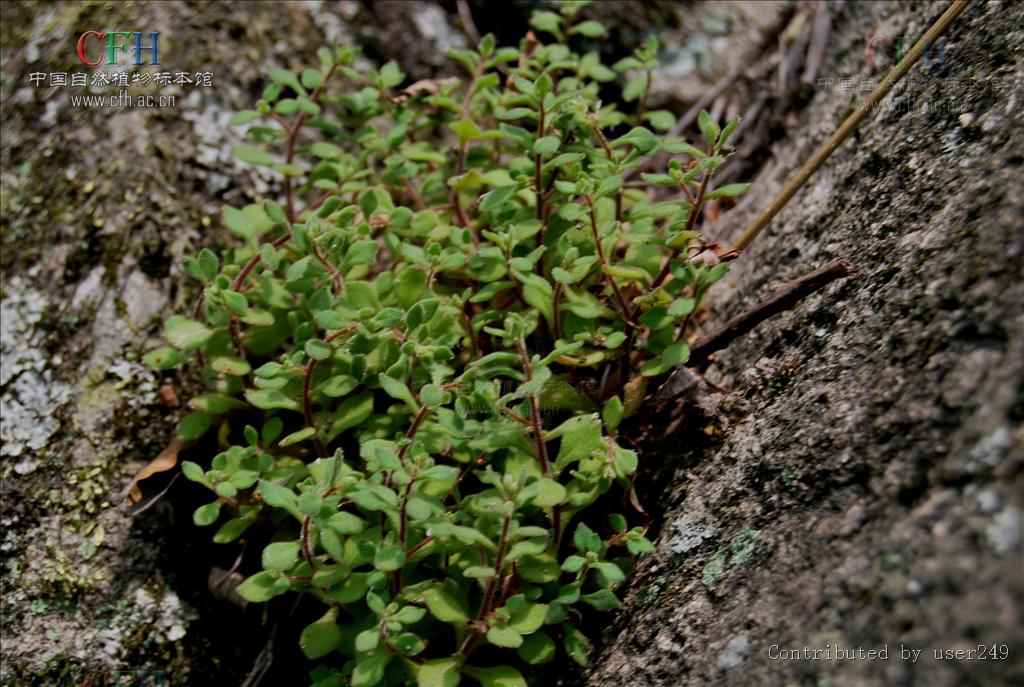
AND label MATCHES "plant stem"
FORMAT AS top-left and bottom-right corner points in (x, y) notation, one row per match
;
(635, 69), (652, 124)
(586, 195), (632, 323)
(630, 170), (711, 322)
(309, 239), (344, 294)
(301, 515), (317, 574)
(398, 405), (431, 461)
(406, 534), (435, 559)
(303, 360), (328, 458)
(282, 63), (338, 223)
(393, 477), (416, 593)
(459, 512), (511, 657)
(534, 99), (546, 245)
(403, 178), (426, 211)
(517, 340), (550, 475)
(232, 231), (292, 291)
(552, 281), (564, 341)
